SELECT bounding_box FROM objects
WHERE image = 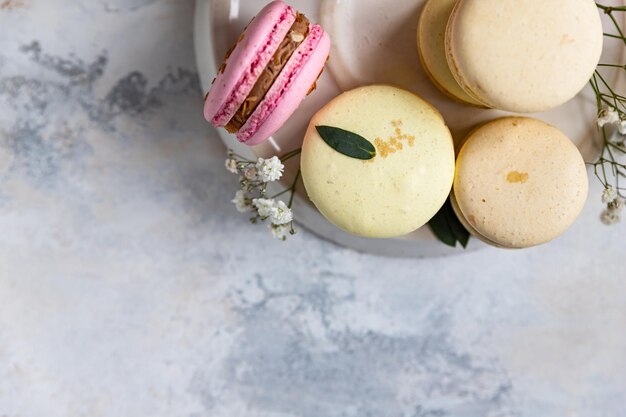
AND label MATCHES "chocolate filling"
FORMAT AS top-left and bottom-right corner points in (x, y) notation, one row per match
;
(225, 13), (310, 133)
